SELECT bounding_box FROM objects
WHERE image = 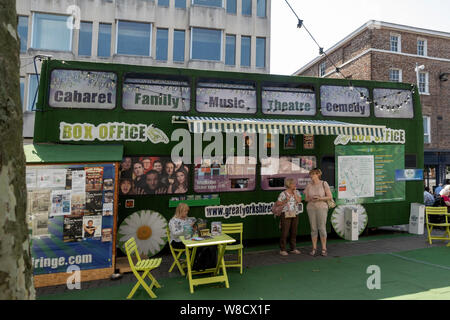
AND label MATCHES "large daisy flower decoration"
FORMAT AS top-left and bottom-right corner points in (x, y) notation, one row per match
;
(118, 210), (168, 257)
(331, 204), (368, 239)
